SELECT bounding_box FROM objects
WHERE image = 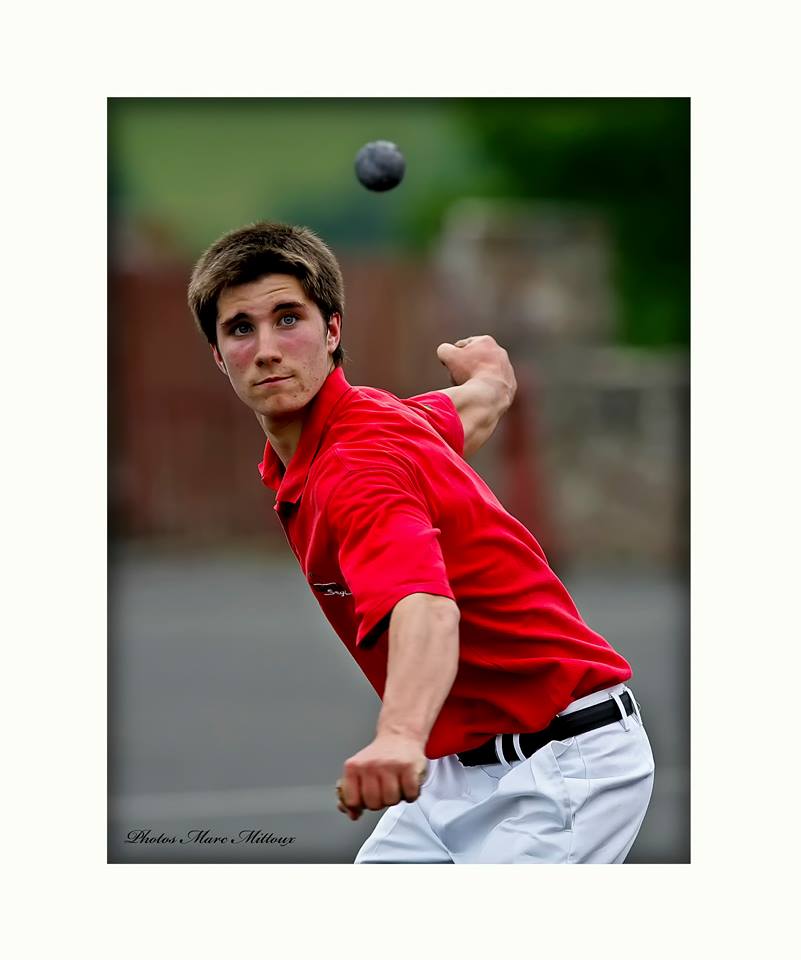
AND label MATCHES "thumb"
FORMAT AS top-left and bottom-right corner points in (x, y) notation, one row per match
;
(436, 342), (457, 364)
